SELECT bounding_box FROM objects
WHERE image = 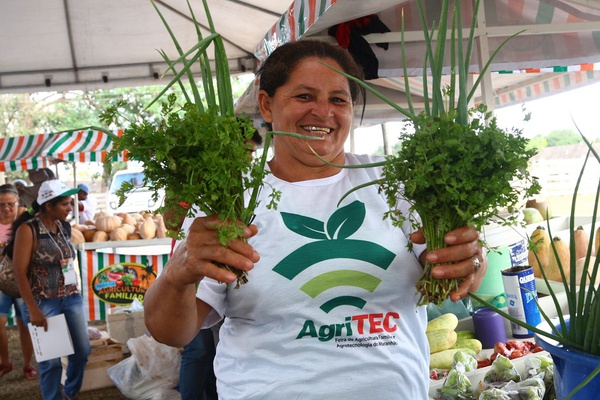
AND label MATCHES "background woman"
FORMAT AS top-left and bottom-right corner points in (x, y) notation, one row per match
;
(145, 40), (487, 399)
(0, 183), (36, 380)
(5, 179), (91, 400)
